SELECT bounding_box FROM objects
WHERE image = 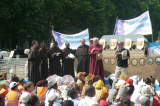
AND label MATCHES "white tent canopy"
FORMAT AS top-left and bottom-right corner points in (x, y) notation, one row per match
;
(100, 34), (148, 43)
